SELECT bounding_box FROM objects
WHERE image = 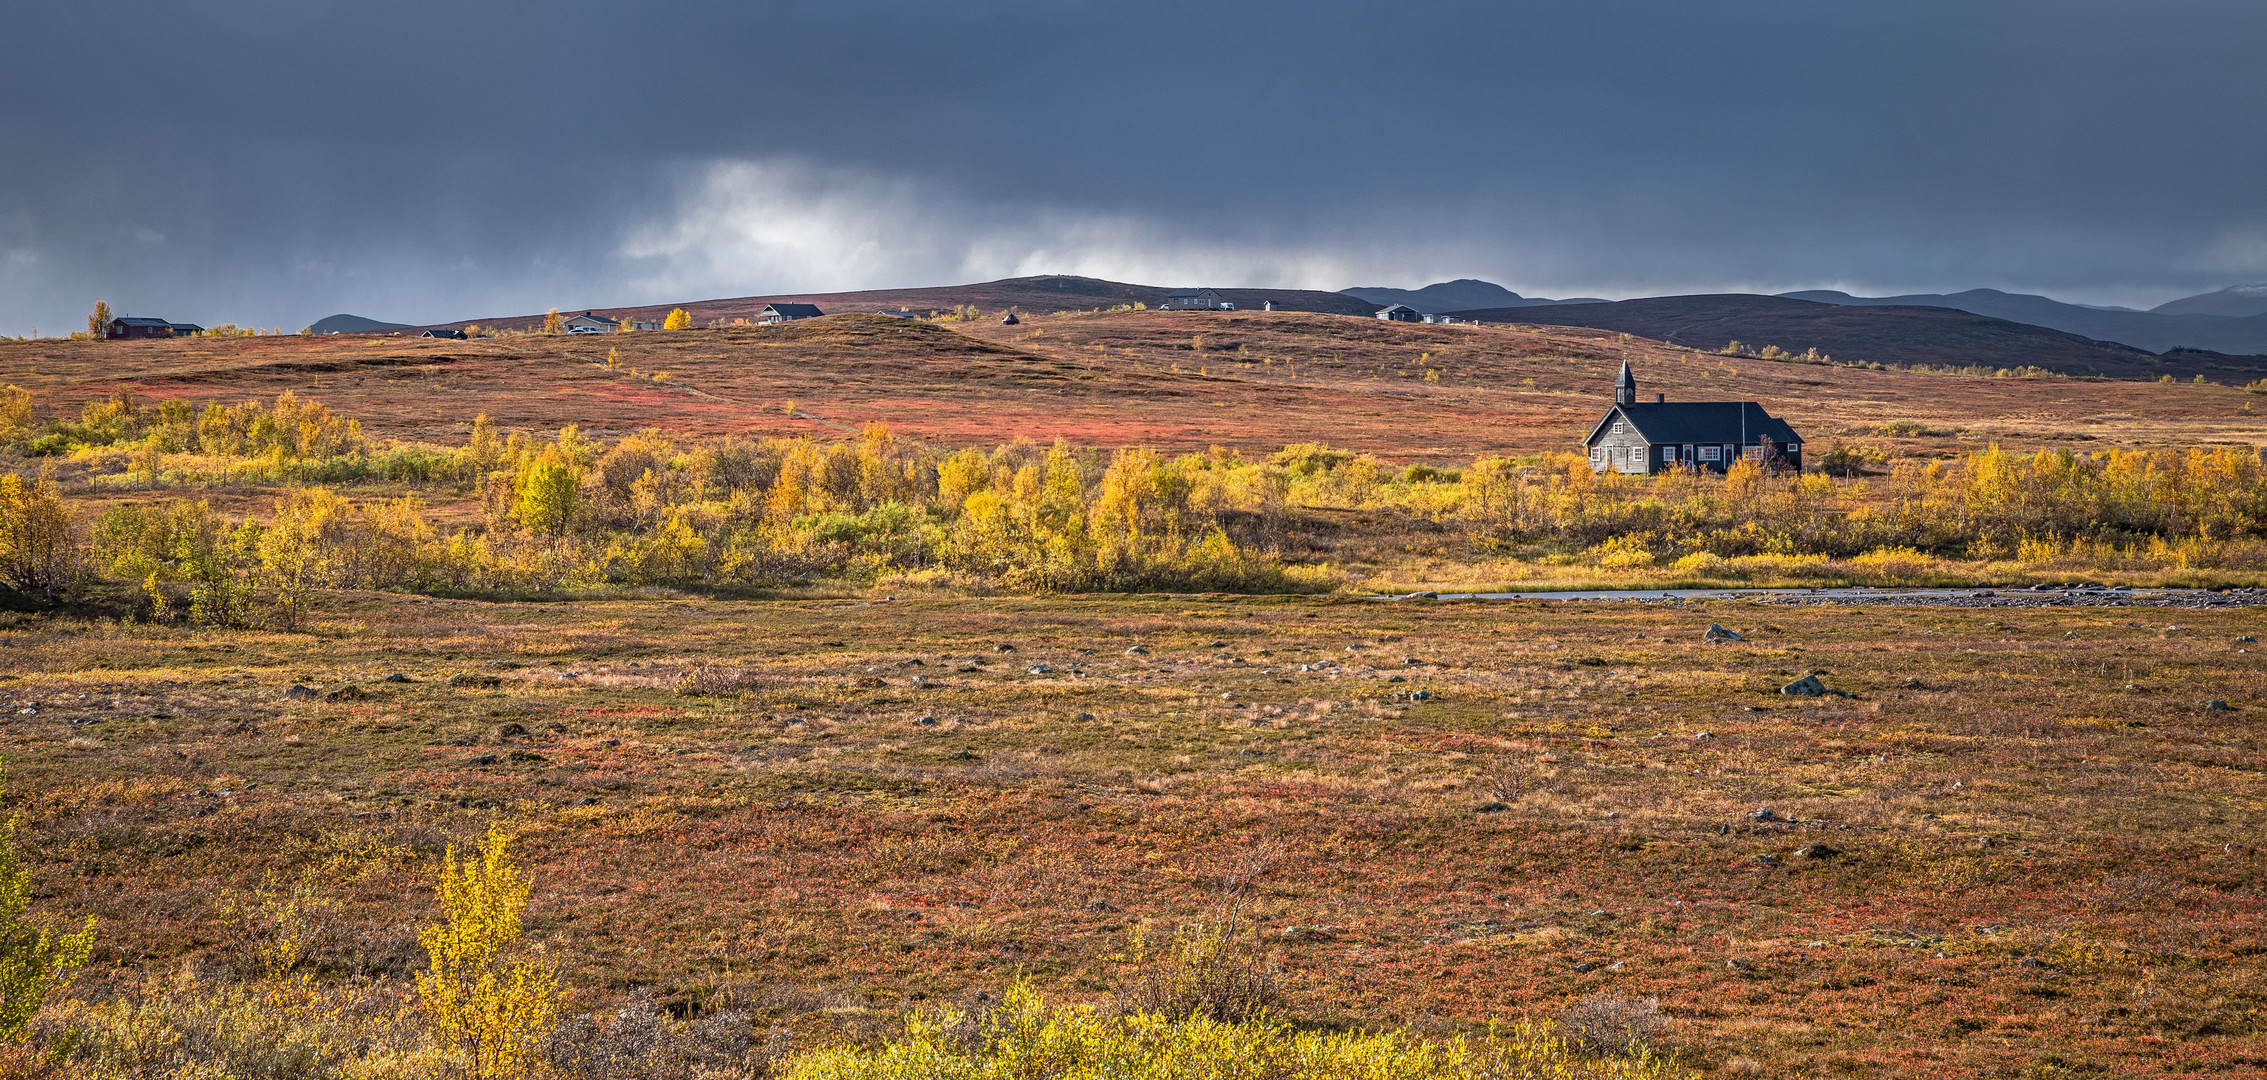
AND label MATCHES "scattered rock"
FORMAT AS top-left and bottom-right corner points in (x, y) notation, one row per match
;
(854, 676), (886, 689)
(508, 750), (547, 763)
(1901, 677), (1926, 690)
(485, 660), (522, 670)
(1206, 641), (1226, 648)
(2203, 699), (2234, 712)
(493, 722), (529, 739)
(1572, 961), (1598, 972)
(15, 706), (36, 716)
(1084, 899), (1118, 912)
(1780, 674), (1828, 697)
(382, 673), (412, 683)
(914, 715), (938, 726)
(601, 738), (620, 747)
(1476, 802), (1510, 813)
(1124, 646), (1149, 656)
(1280, 924), (1337, 942)
(1795, 844), (1840, 860)
(994, 643), (1016, 653)
(1027, 664), (1054, 675)
(282, 685), (321, 700)
(1407, 690), (1433, 701)
(1753, 854), (1780, 867)
(469, 753), (500, 766)
(447, 673), (502, 689)
(954, 749), (981, 761)
(325, 684), (367, 702)
(1746, 807), (1780, 822)
(2239, 636), (2258, 644)
(1703, 623), (1745, 642)
(1073, 711), (1096, 721)
(1692, 731), (1713, 739)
